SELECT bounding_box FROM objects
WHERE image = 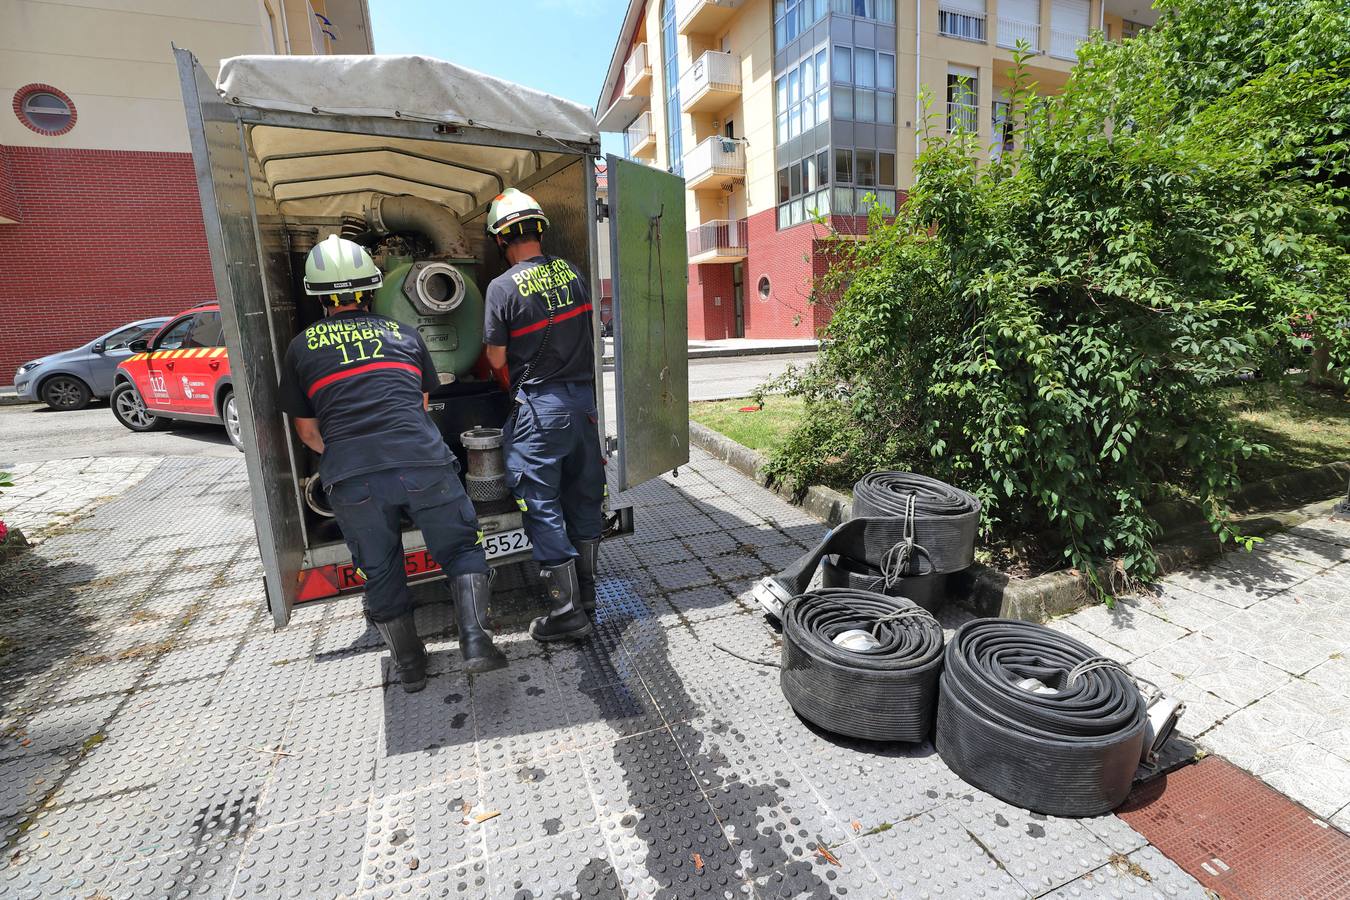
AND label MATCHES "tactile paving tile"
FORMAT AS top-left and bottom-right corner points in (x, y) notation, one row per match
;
(178, 605), (260, 643)
(1118, 755), (1350, 899)
(145, 635), (241, 686)
(359, 856), (489, 898)
(373, 678), (478, 798)
(601, 792), (747, 899)
(231, 803), (368, 897)
(579, 727), (703, 818)
(1044, 844), (1210, 898)
(0, 692), (123, 760)
(474, 662), (578, 772)
(947, 789), (1115, 896)
(669, 716), (793, 794)
(480, 748), (597, 854)
(560, 671), (668, 749)
(0, 750), (71, 844)
(706, 777), (841, 881)
(360, 778), (483, 891)
(489, 823), (623, 898)
(43, 657), (149, 704)
(856, 806), (1030, 898)
(751, 838), (893, 899)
